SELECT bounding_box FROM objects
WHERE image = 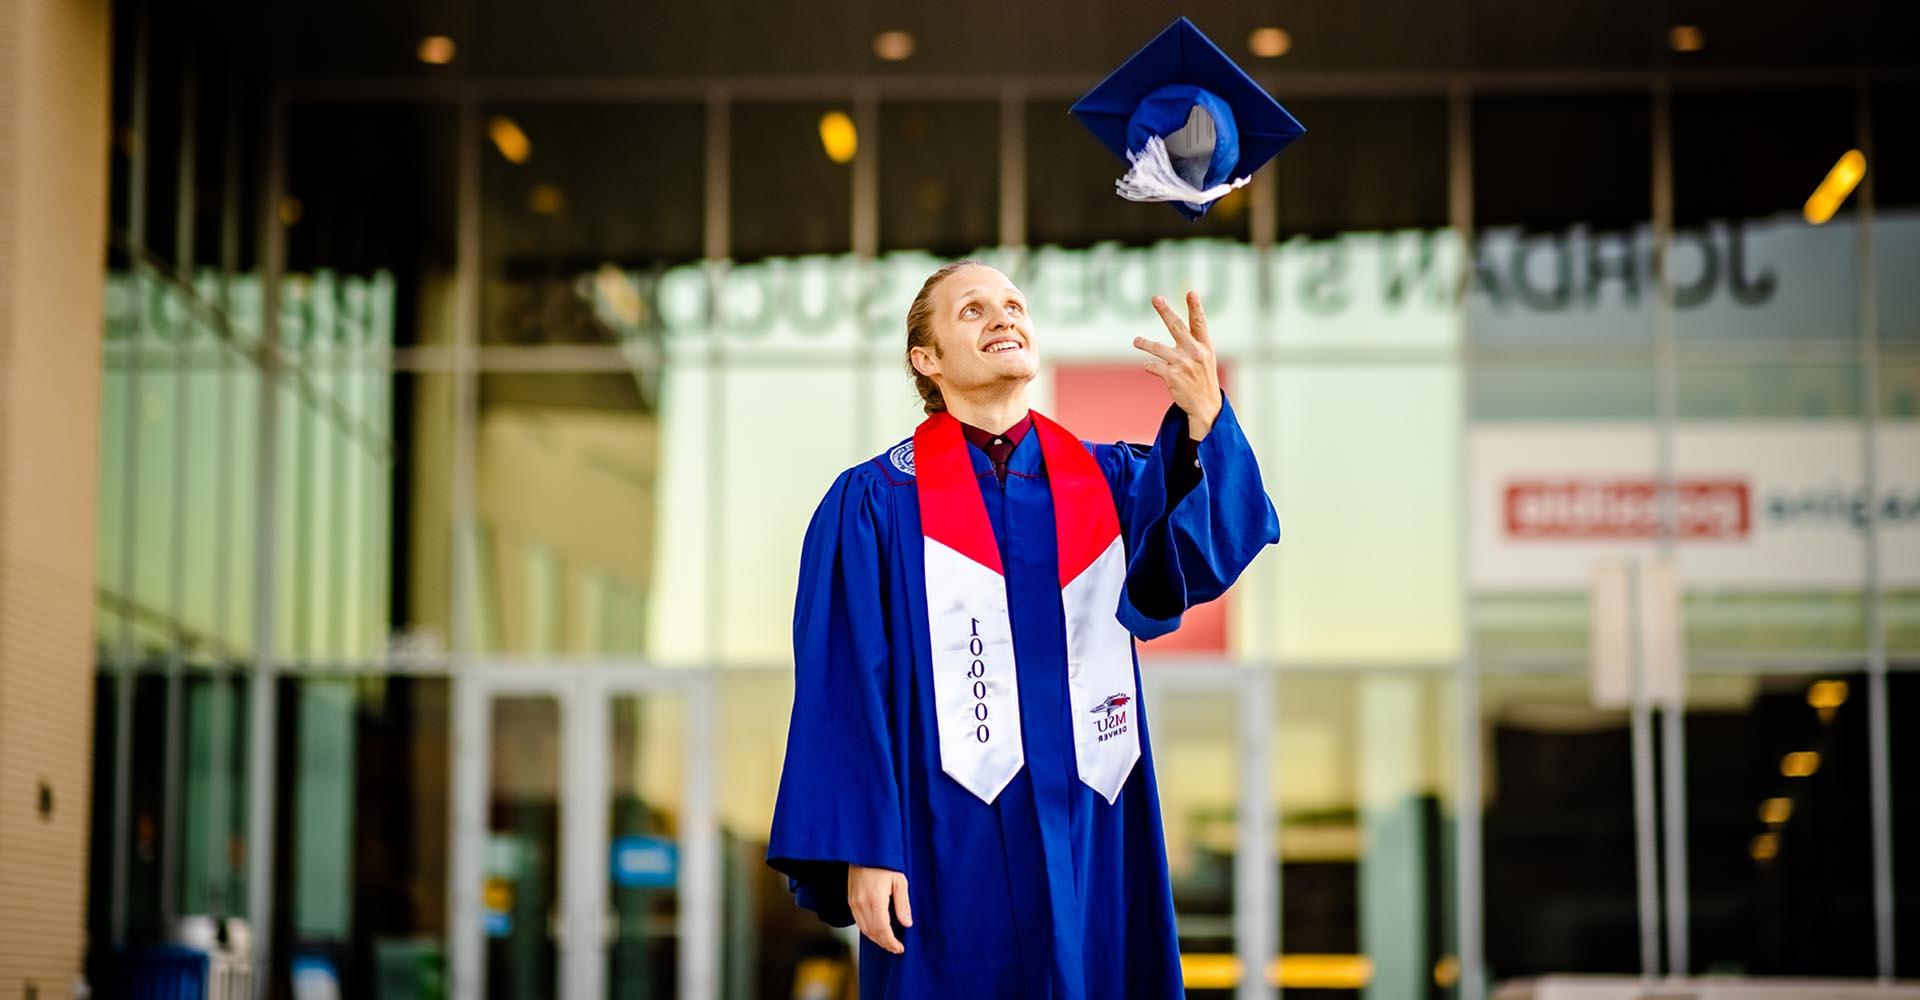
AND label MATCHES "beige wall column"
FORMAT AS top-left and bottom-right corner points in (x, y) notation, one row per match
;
(0, 0), (112, 995)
